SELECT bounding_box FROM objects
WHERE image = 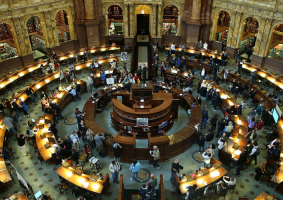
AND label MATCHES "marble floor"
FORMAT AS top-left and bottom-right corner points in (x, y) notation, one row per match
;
(0, 50), (282, 200)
